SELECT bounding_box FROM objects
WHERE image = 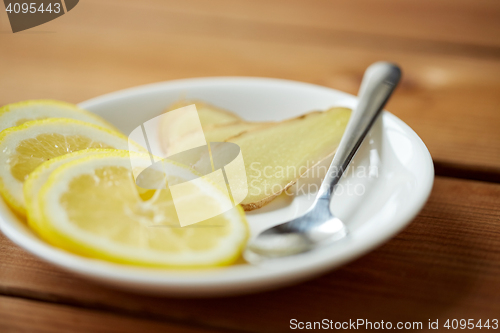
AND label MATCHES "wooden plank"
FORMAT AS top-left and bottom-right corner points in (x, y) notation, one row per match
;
(1, 0), (500, 176)
(1, 177), (499, 332)
(0, 296), (221, 333)
(3, 0), (499, 58)
(147, 0), (500, 48)
(9, 0), (497, 49)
